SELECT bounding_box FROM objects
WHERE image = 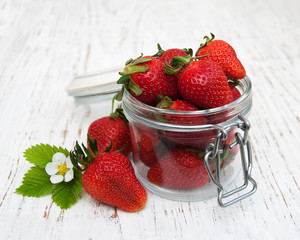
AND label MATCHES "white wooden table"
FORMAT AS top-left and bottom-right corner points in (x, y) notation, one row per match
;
(1, 0), (300, 239)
